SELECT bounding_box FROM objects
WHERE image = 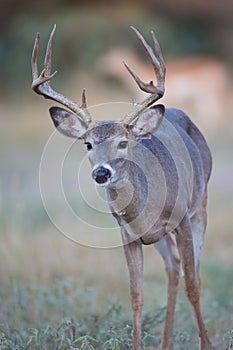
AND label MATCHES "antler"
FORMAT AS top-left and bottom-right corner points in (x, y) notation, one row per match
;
(122, 26), (166, 126)
(31, 24), (92, 124)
